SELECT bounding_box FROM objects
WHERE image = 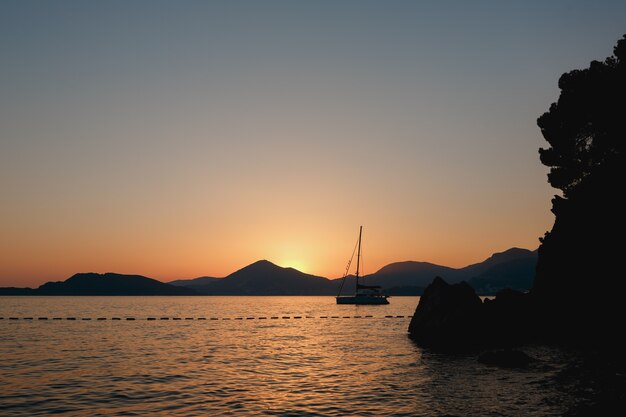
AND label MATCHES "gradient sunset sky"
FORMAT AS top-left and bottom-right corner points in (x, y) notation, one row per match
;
(1, 1), (625, 287)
